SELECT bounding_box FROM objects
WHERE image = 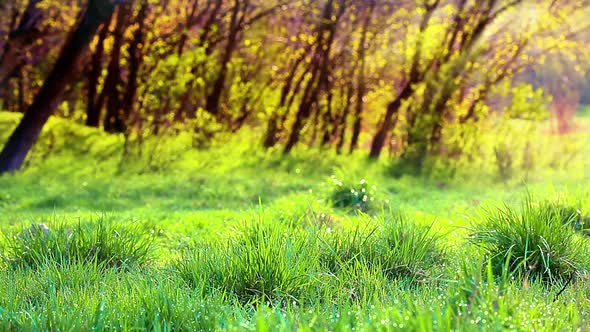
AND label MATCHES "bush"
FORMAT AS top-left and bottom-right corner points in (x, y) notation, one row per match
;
(176, 220), (319, 305)
(2, 219), (154, 270)
(470, 197), (586, 283)
(329, 175), (377, 213)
